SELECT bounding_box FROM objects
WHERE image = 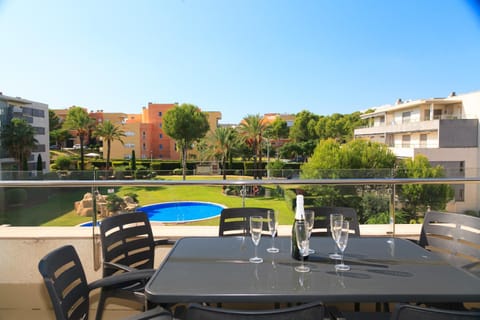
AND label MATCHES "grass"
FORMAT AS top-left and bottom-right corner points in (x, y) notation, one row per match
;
(3, 175), (295, 226)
